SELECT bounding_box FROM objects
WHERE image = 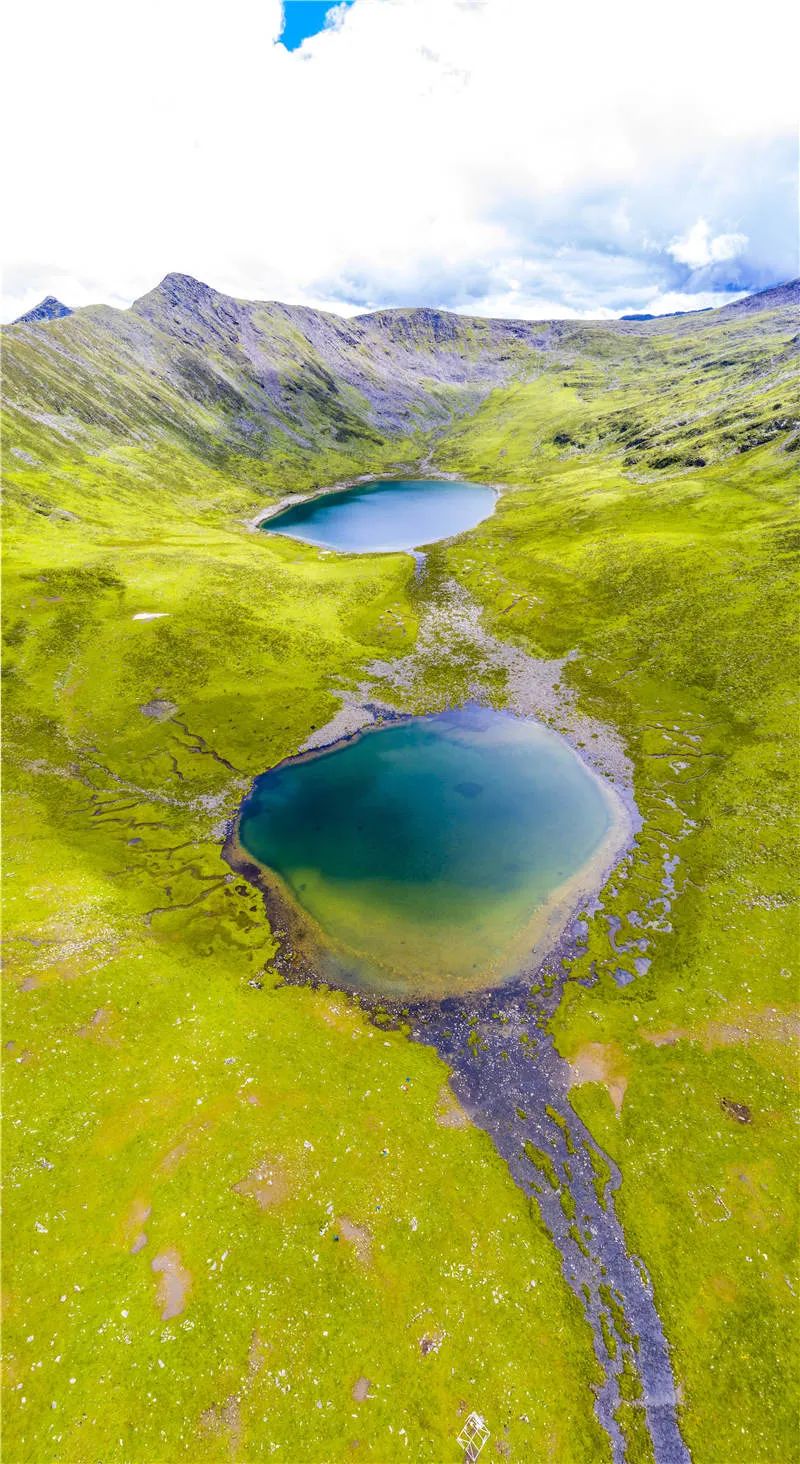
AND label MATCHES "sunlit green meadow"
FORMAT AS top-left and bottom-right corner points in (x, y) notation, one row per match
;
(3, 283), (798, 1460)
